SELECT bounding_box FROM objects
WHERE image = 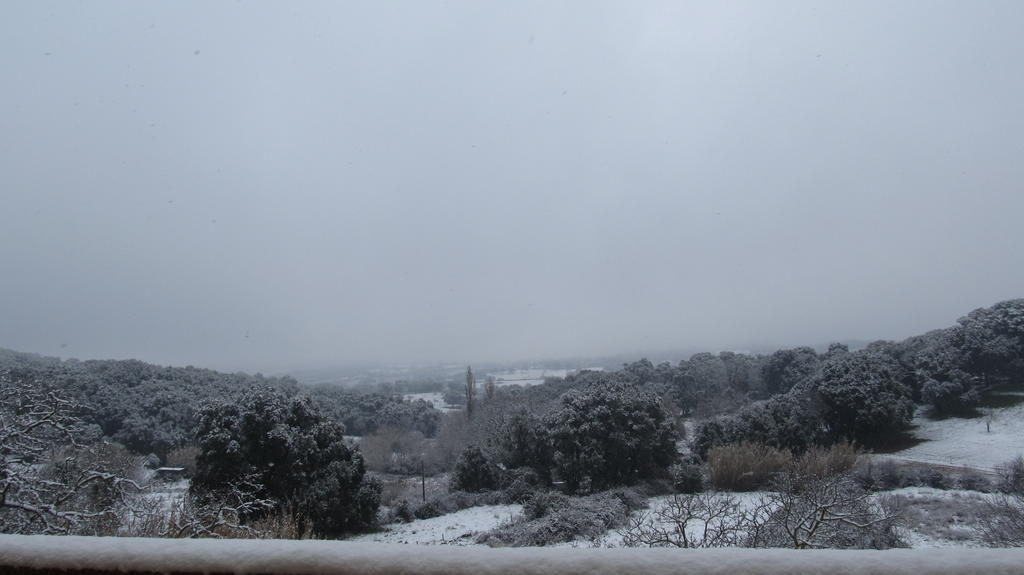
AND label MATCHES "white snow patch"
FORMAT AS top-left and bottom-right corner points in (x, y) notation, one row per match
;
(485, 368), (574, 387)
(883, 399), (1024, 471)
(571, 492), (771, 548)
(347, 504), (522, 545)
(403, 392), (459, 412)
(882, 486), (988, 548)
